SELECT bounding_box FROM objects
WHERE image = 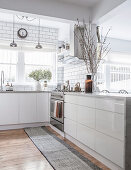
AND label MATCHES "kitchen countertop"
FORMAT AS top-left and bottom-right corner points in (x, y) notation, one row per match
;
(64, 92), (131, 99)
(1, 90), (131, 99)
(0, 90), (52, 93)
